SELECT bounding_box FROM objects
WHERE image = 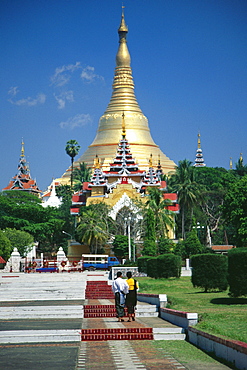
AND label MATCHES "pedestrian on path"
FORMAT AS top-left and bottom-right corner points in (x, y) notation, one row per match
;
(125, 271), (139, 322)
(112, 271), (129, 322)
